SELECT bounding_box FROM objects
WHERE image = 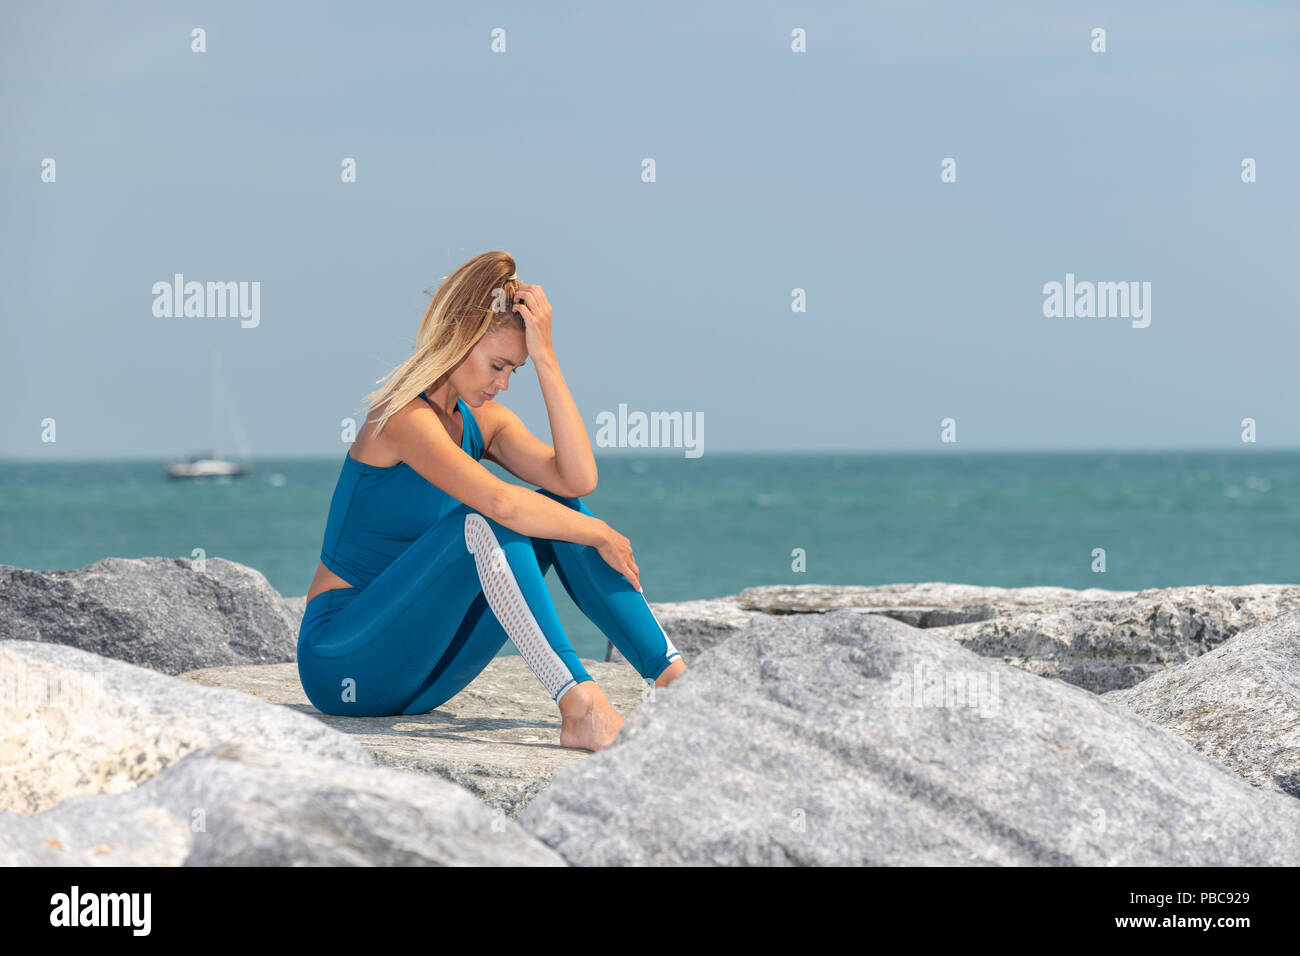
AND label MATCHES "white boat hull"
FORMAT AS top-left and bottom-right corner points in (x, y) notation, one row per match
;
(165, 459), (251, 479)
